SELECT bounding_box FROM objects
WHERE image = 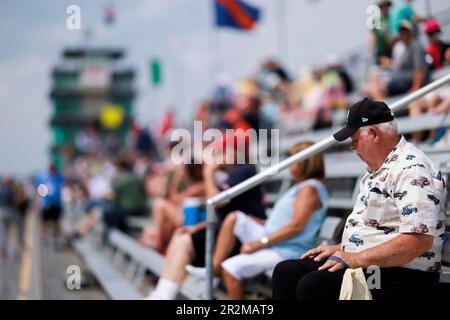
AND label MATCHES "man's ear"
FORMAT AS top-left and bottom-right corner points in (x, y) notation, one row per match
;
(369, 127), (380, 143)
